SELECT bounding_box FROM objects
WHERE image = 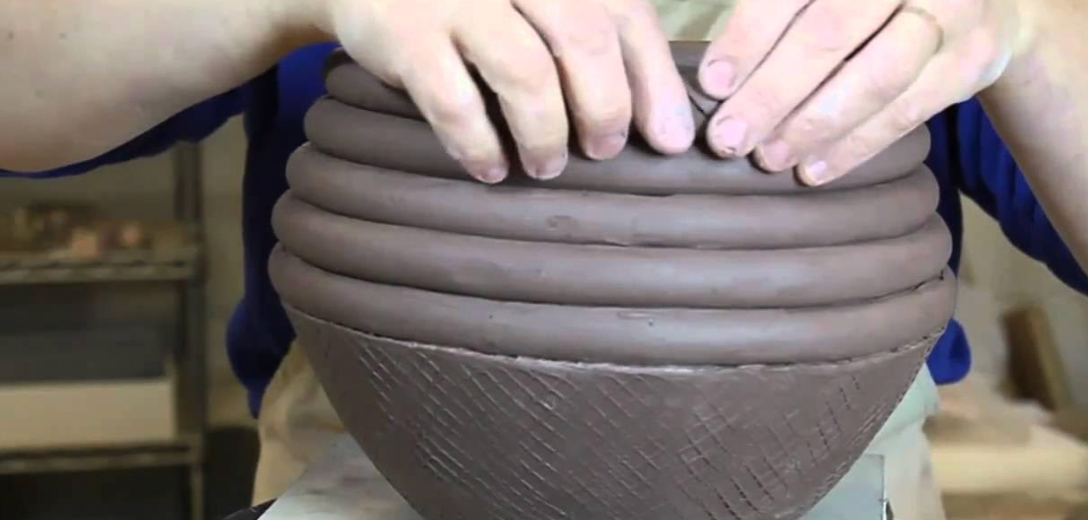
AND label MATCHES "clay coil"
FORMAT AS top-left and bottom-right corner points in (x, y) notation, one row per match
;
(270, 246), (956, 366)
(287, 145), (941, 249)
(303, 97), (930, 195)
(274, 194), (951, 308)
